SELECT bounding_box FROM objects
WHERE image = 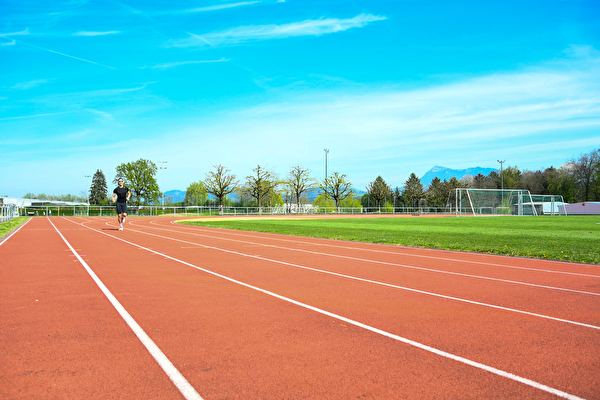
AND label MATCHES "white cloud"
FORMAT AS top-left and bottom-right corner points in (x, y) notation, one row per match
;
(73, 31), (121, 36)
(0, 28), (30, 36)
(11, 79), (51, 90)
(142, 58), (230, 70)
(168, 13), (386, 48)
(85, 109), (114, 122)
(154, 50), (600, 186)
(182, 1), (261, 13)
(0, 28), (29, 45)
